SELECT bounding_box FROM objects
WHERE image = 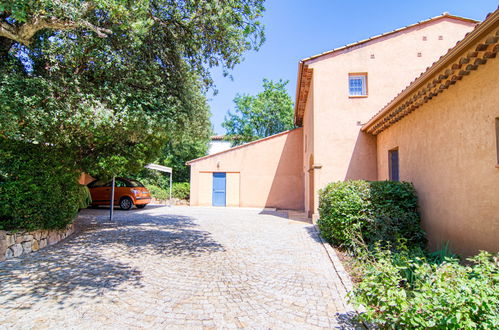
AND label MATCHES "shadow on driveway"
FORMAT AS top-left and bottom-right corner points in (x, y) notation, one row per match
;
(0, 207), (224, 311)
